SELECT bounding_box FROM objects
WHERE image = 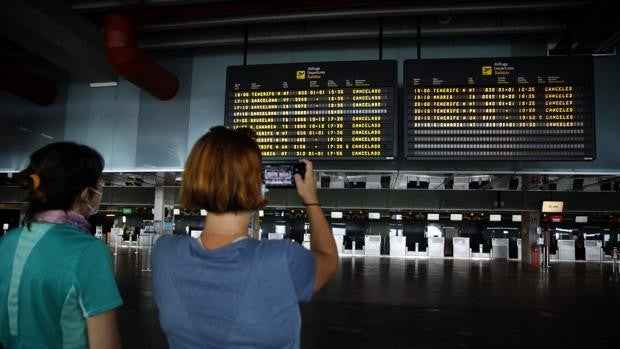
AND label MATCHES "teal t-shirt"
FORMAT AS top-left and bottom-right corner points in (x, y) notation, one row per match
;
(0, 223), (123, 348)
